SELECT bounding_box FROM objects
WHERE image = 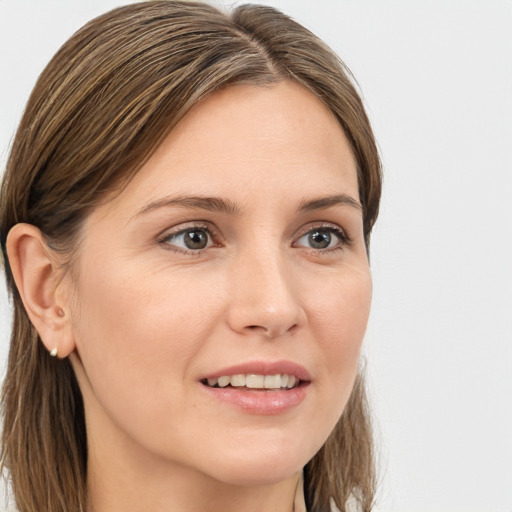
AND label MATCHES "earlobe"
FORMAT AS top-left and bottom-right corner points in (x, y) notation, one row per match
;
(6, 223), (76, 358)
